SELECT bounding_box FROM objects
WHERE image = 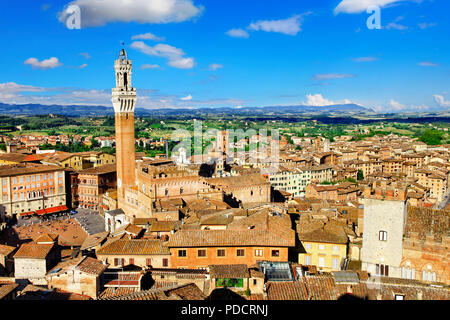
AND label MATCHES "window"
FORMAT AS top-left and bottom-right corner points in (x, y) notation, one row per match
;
(146, 258), (152, 266)
(304, 255), (312, 266)
(379, 231), (388, 241)
(333, 257), (339, 270)
(318, 256), (325, 268)
(253, 279), (257, 285)
(217, 249), (226, 257)
(422, 270), (436, 282)
(163, 259), (168, 267)
(129, 258), (134, 265)
(271, 250), (280, 257)
(394, 294), (405, 300)
(254, 249), (263, 257)
(304, 243), (312, 250)
(198, 249), (206, 257)
(236, 249), (245, 257)
(333, 245), (339, 252)
(178, 250), (187, 257)
(318, 244), (325, 250)
(376, 264), (389, 276)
